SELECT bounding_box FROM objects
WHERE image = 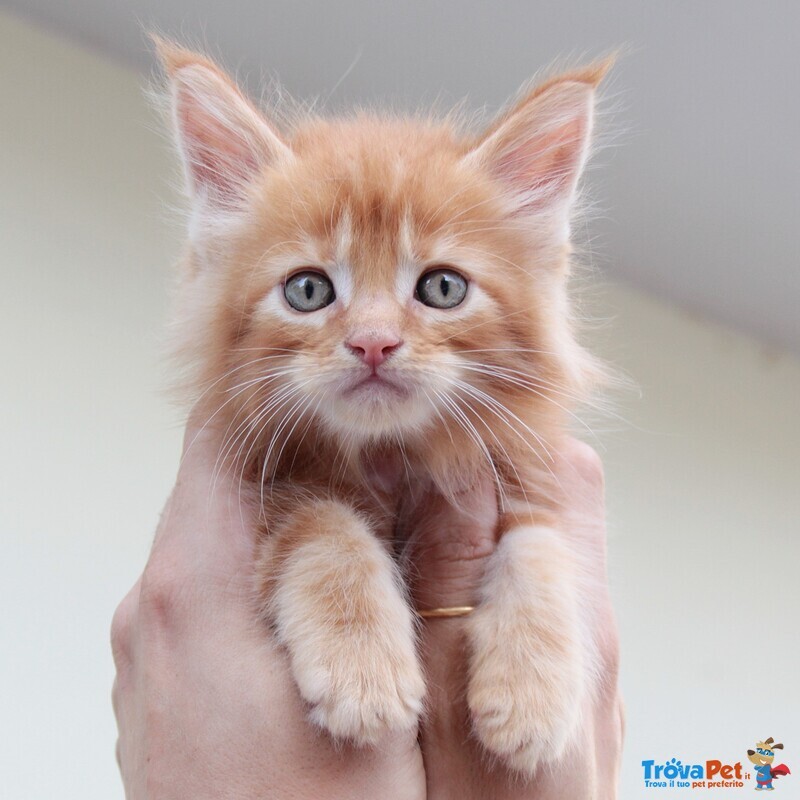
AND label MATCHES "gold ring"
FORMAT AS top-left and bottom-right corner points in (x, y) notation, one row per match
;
(417, 605), (475, 619)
